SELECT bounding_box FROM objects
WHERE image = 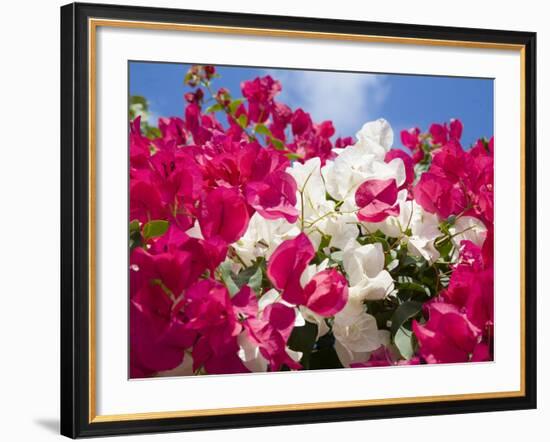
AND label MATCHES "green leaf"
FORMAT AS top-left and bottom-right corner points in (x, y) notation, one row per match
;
(129, 95), (150, 120)
(247, 266), (263, 294)
(390, 301), (422, 335)
(142, 220), (169, 240)
(394, 326), (416, 359)
(270, 138), (285, 151)
(285, 152), (302, 161)
(219, 261), (240, 296)
(399, 255), (419, 269)
(288, 321), (318, 369)
(397, 281), (431, 297)
(234, 265), (263, 294)
(144, 126), (161, 139)
(387, 258), (399, 272)
(254, 123), (272, 137)
(309, 346), (344, 370)
(129, 220), (142, 250)
(129, 220), (140, 234)
(129, 95), (148, 110)
(437, 237), (454, 259)
(237, 114), (248, 129)
(205, 103), (224, 114)
(228, 99), (244, 115)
